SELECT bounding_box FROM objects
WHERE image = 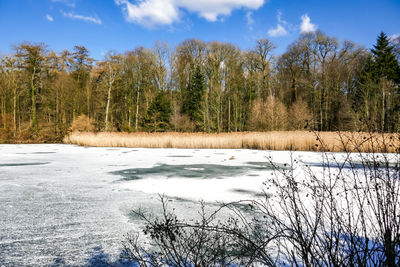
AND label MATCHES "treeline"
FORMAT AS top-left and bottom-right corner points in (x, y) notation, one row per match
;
(0, 31), (399, 142)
